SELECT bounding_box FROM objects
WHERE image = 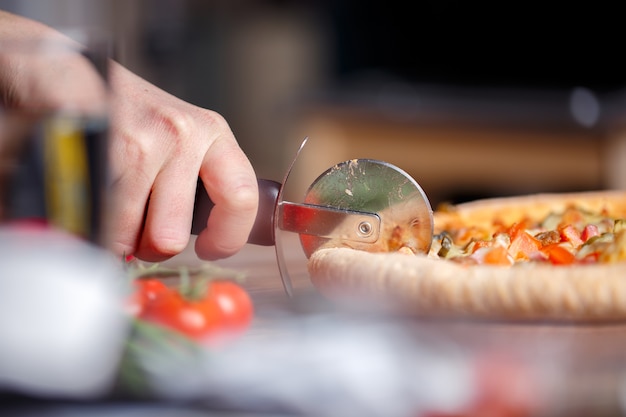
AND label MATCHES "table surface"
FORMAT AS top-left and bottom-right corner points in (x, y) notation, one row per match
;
(0, 232), (603, 417)
(161, 234), (626, 416)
